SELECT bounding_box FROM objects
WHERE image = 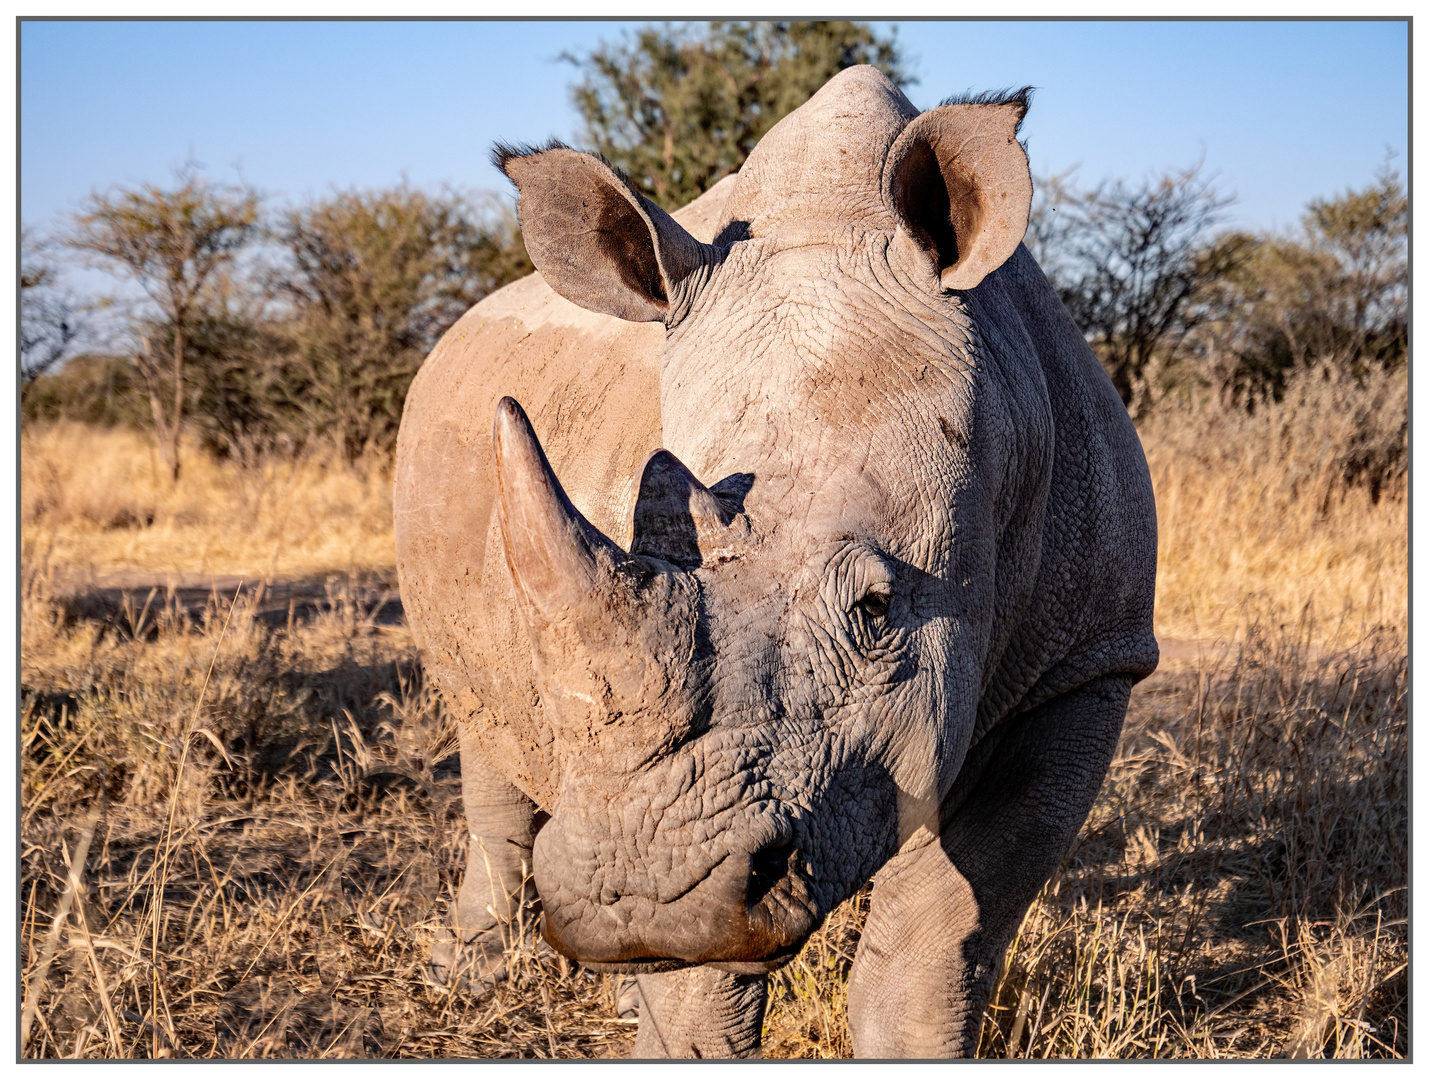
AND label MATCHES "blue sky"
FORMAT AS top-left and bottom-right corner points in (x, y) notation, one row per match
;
(21, 18), (1409, 241)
